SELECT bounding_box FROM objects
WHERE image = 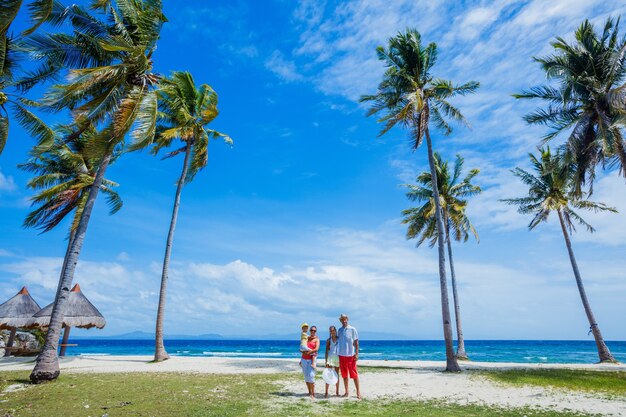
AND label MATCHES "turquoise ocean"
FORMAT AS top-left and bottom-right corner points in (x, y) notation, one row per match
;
(65, 339), (626, 363)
